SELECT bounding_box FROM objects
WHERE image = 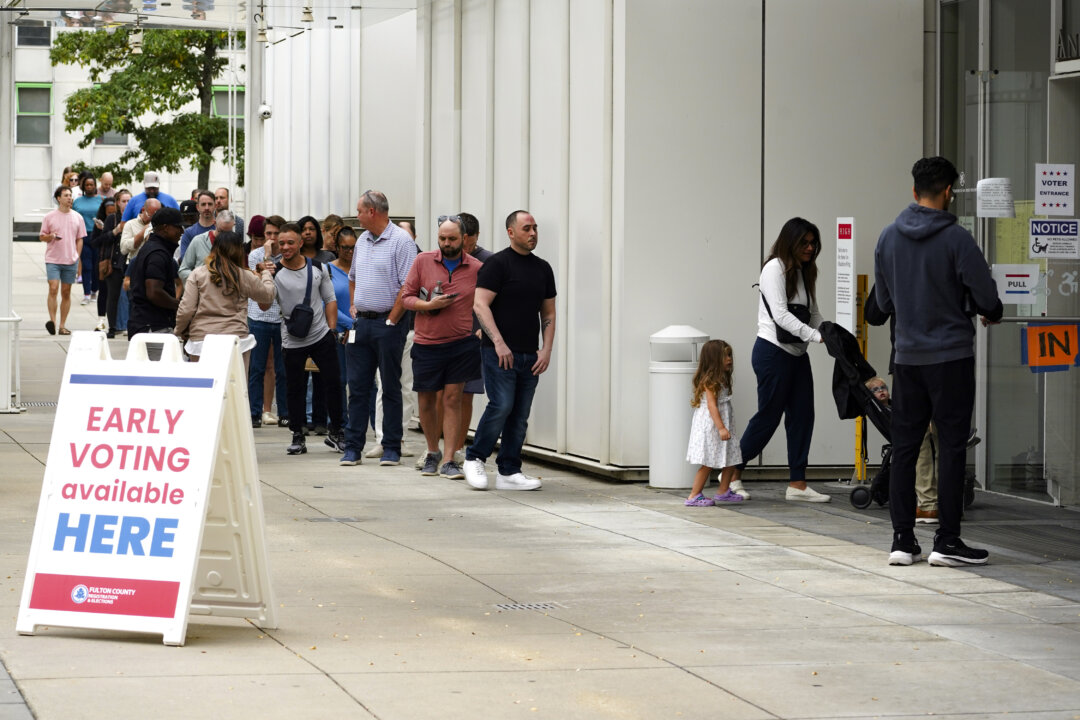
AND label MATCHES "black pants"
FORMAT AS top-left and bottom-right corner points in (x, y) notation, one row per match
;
(99, 268), (124, 331)
(283, 331), (342, 435)
(889, 357), (974, 543)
